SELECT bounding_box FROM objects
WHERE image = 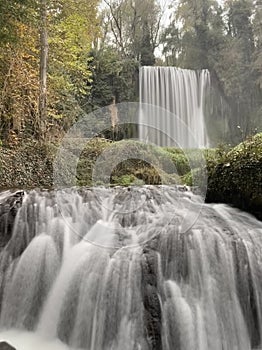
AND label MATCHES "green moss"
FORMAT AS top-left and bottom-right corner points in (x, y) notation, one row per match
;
(1, 133), (261, 222)
(76, 138), (112, 186)
(182, 171), (193, 186)
(206, 133), (262, 220)
(76, 139), (188, 186)
(111, 174), (143, 186)
(0, 141), (57, 189)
